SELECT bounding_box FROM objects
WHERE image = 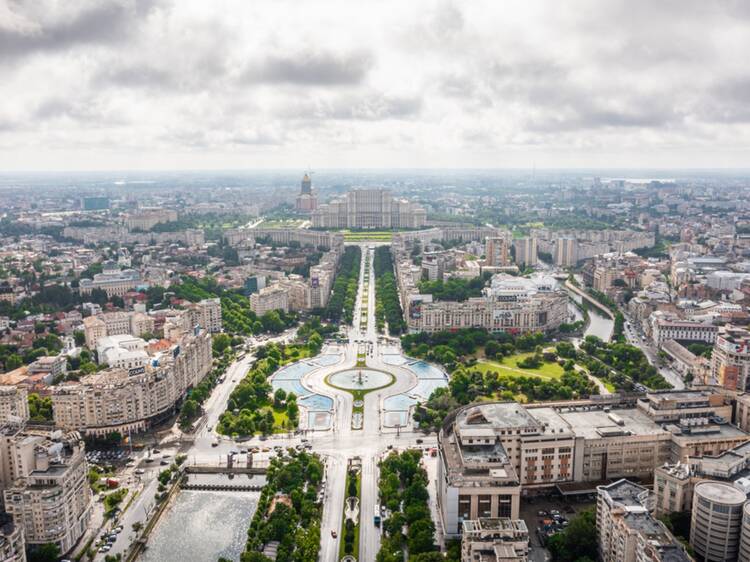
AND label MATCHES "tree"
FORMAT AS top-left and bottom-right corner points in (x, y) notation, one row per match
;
(73, 330), (86, 347)
(27, 543), (60, 562)
(179, 399), (199, 427)
(547, 508), (597, 562)
(212, 333), (232, 354)
(273, 388), (287, 407)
